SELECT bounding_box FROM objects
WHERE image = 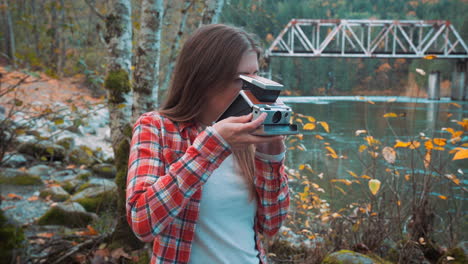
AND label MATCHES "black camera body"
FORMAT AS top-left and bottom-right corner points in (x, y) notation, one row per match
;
(217, 75), (298, 136)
